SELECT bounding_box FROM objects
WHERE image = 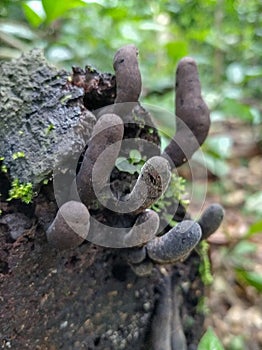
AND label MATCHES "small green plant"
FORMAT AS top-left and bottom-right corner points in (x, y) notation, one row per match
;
(115, 149), (146, 175)
(8, 179), (33, 204)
